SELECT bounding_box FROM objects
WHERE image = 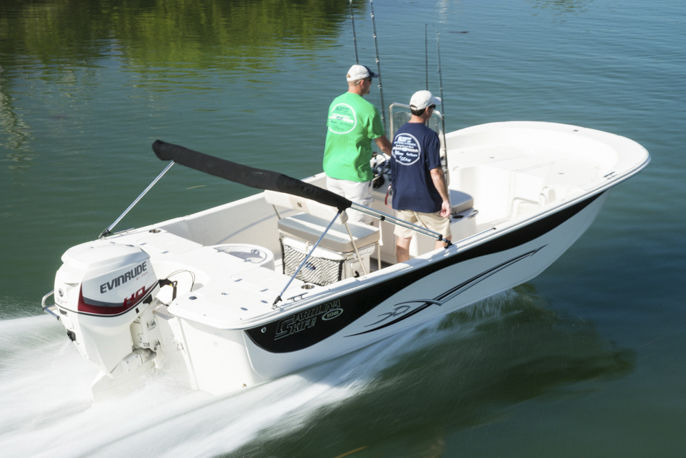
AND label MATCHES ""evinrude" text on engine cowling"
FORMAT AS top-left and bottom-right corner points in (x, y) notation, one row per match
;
(99, 262), (148, 293)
